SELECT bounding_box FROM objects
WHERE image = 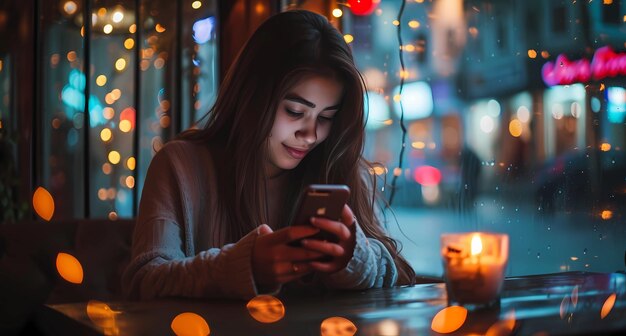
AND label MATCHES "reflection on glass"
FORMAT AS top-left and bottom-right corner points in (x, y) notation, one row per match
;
(86, 300), (120, 335)
(485, 309), (515, 336)
(376, 319), (401, 336)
